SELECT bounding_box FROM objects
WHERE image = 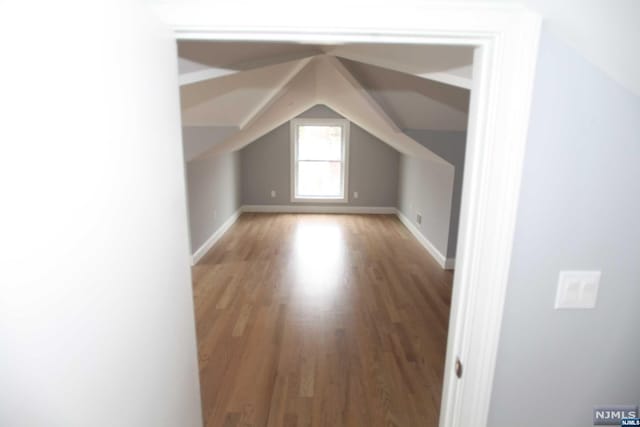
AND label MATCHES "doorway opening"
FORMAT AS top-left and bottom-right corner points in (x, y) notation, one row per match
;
(178, 40), (472, 426)
(159, 5), (541, 425)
